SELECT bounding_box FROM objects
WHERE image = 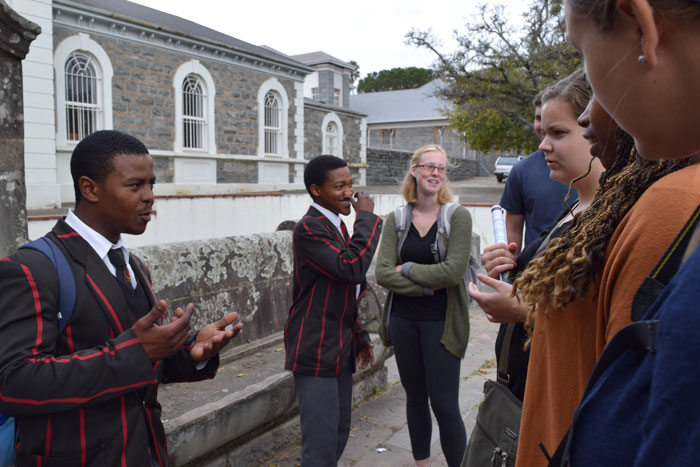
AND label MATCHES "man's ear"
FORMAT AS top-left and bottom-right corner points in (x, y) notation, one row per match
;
(309, 184), (321, 198)
(78, 176), (100, 203)
(617, 0), (660, 67)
